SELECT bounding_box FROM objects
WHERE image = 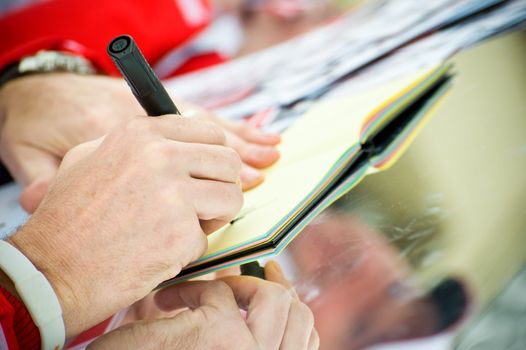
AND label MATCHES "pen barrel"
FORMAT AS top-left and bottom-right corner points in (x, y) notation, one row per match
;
(107, 35), (180, 116)
(240, 261), (266, 279)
